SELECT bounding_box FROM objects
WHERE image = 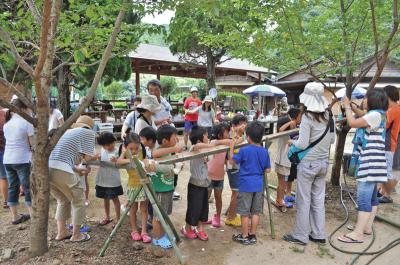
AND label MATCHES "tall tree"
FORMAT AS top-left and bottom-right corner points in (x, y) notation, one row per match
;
(0, 0), (167, 256)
